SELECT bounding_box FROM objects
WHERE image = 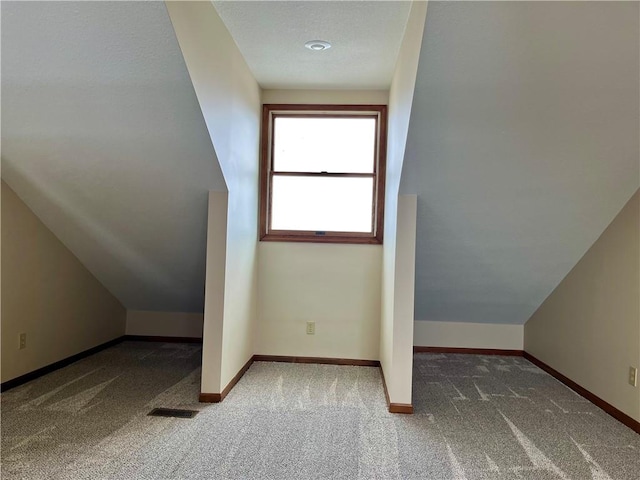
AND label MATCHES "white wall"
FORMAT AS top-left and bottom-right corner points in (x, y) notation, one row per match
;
(255, 90), (388, 360)
(166, 1), (261, 394)
(389, 195), (418, 405)
(256, 89), (386, 361)
(2, 181), (126, 383)
(201, 191), (228, 395)
(525, 190), (639, 422)
(220, 185), (259, 388)
(125, 310), (203, 338)
(381, 1), (428, 406)
(414, 321), (524, 350)
(262, 89), (388, 105)
(257, 242), (381, 360)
